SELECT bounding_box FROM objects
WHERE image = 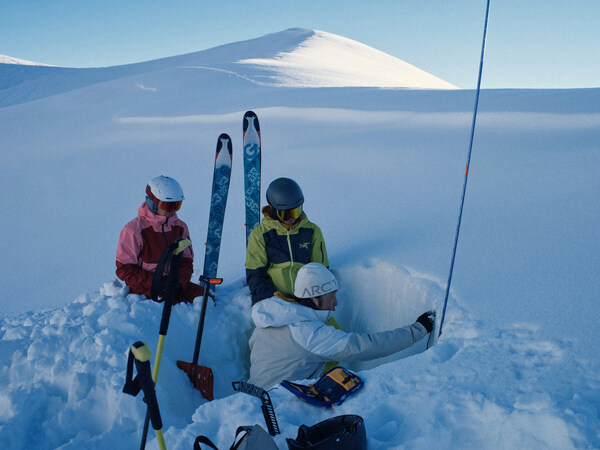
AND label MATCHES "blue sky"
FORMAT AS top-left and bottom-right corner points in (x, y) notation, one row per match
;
(1, 0), (598, 89)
